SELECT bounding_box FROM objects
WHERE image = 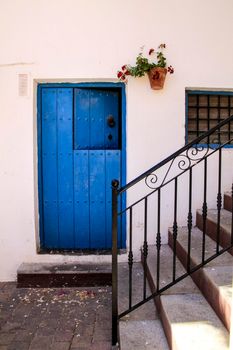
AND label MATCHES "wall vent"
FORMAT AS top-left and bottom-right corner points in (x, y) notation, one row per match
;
(18, 73), (29, 97)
